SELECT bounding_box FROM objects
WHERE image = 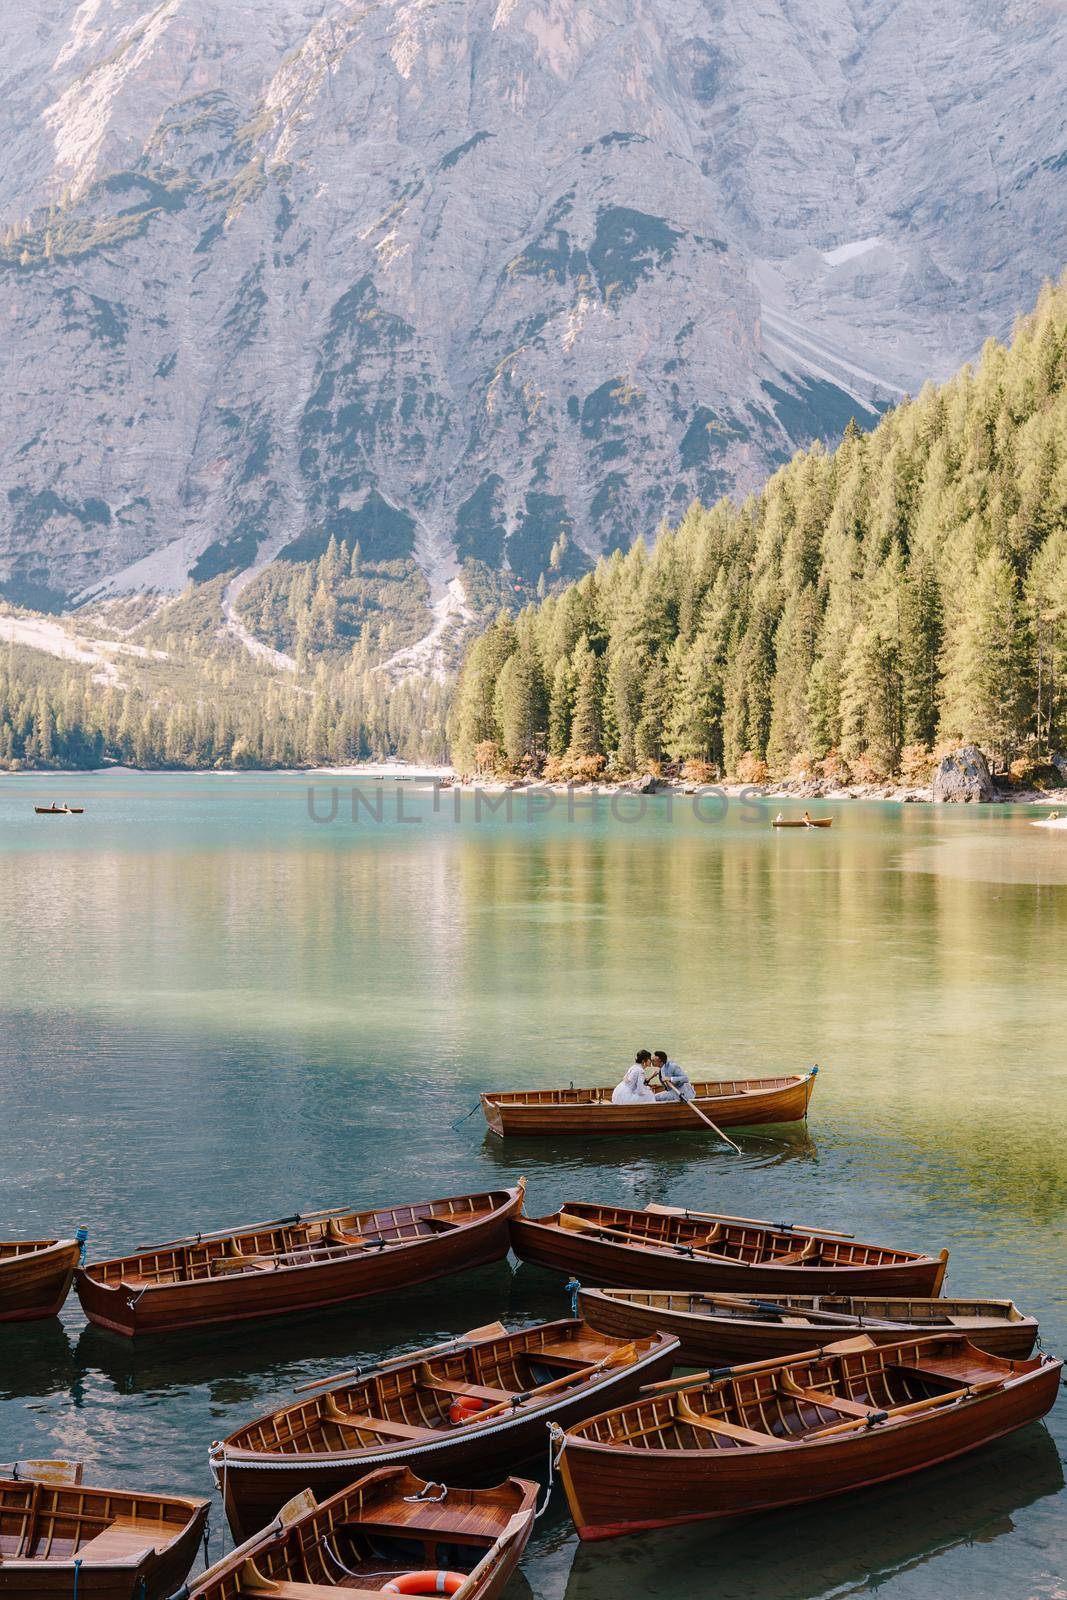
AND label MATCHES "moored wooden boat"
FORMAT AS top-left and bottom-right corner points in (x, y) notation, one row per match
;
(556, 1333), (1062, 1539)
(578, 1287), (1040, 1364)
(75, 1187), (524, 1338)
(211, 1316), (678, 1541)
(509, 1201), (949, 1297)
(0, 1458), (208, 1596)
(0, 1238), (82, 1322)
(481, 1070), (816, 1137)
(177, 1467), (536, 1600)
